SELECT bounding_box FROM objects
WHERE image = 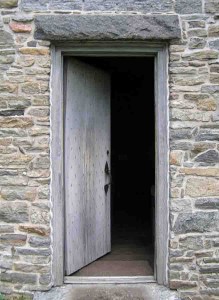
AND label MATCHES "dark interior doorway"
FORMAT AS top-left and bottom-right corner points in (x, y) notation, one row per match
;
(72, 57), (155, 277)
